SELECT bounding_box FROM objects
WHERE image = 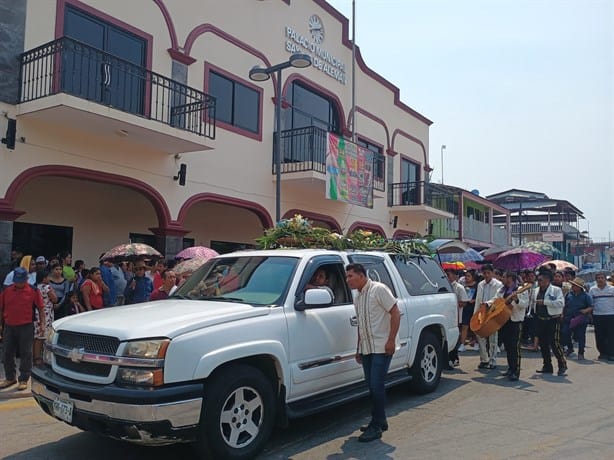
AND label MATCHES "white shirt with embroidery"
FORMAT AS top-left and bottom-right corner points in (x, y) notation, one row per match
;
(354, 279), (399, 355)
